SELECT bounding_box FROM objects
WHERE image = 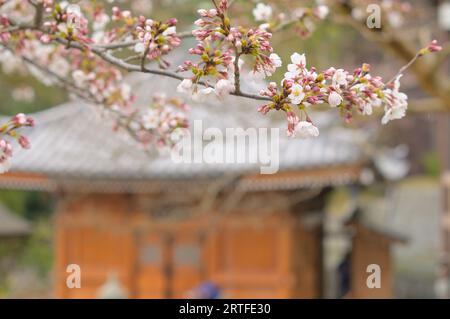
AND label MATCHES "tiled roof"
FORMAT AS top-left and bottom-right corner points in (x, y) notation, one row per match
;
(7, 74), (367, 181)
